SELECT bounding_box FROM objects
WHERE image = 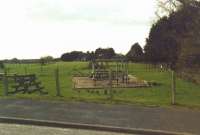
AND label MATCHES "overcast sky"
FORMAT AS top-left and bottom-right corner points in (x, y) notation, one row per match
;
(0, 0), (157, 59)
